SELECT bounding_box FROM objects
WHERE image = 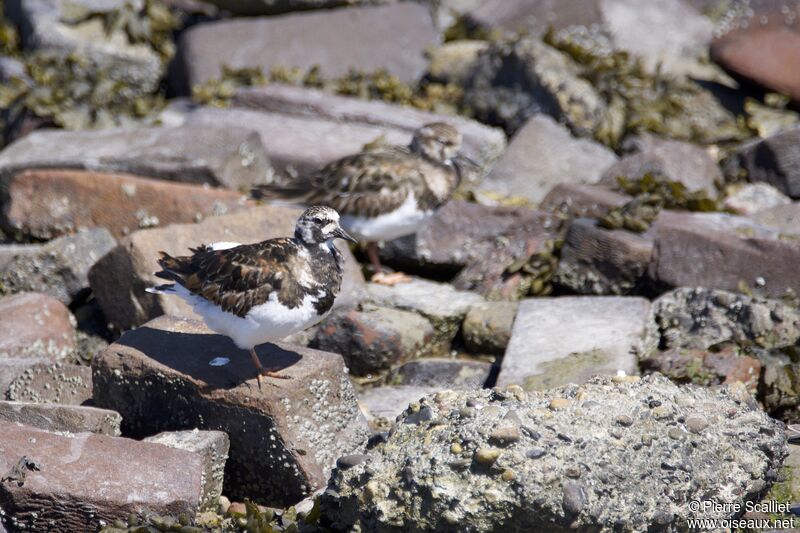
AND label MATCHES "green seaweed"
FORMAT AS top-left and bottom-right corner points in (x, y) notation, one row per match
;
(598, 173), (720, 232)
